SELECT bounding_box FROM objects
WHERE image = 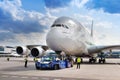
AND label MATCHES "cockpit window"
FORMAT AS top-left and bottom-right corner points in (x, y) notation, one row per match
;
(56, 24), (61, 26)
(51, 24), (61, 27)
(63, 25), (69, 29)
(51, 25), (55, 27)
(51, 24), (69, 29)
